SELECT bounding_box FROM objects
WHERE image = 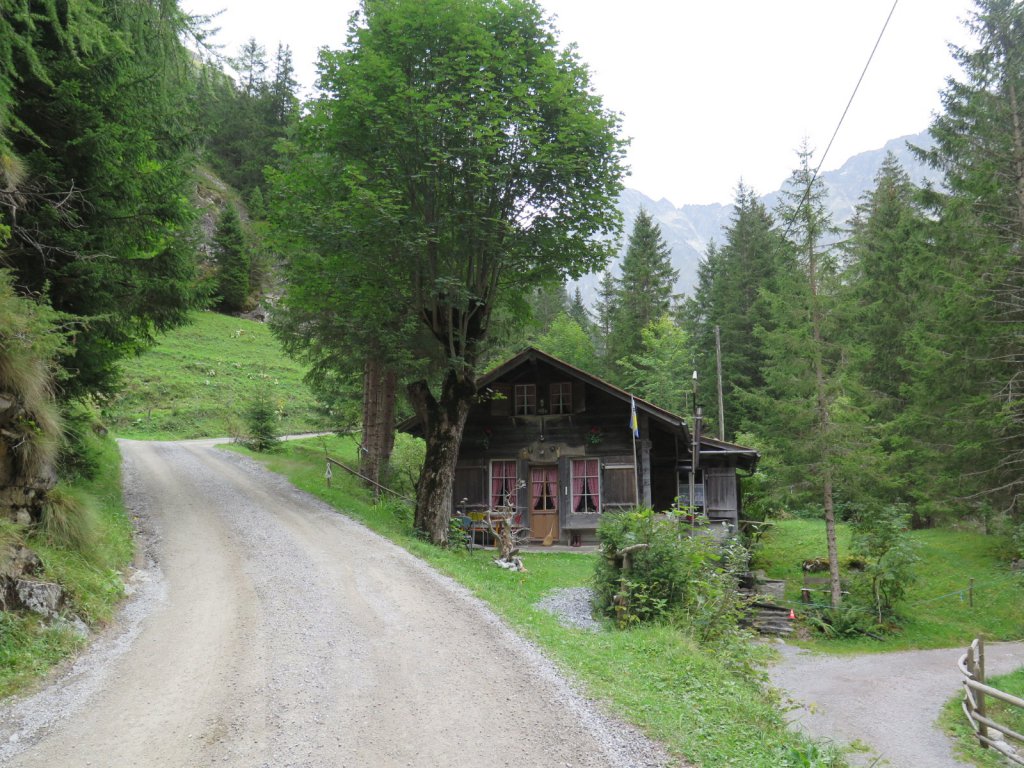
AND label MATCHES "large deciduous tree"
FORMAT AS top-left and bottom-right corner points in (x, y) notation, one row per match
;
(280, 0), (625, 543)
